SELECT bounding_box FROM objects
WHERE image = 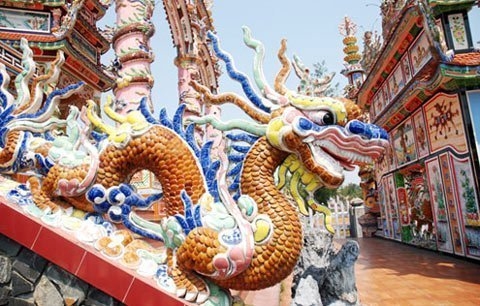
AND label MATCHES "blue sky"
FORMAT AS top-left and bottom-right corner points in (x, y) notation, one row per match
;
(99, 1), (480, 185)
(147, 0), (385, 116)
